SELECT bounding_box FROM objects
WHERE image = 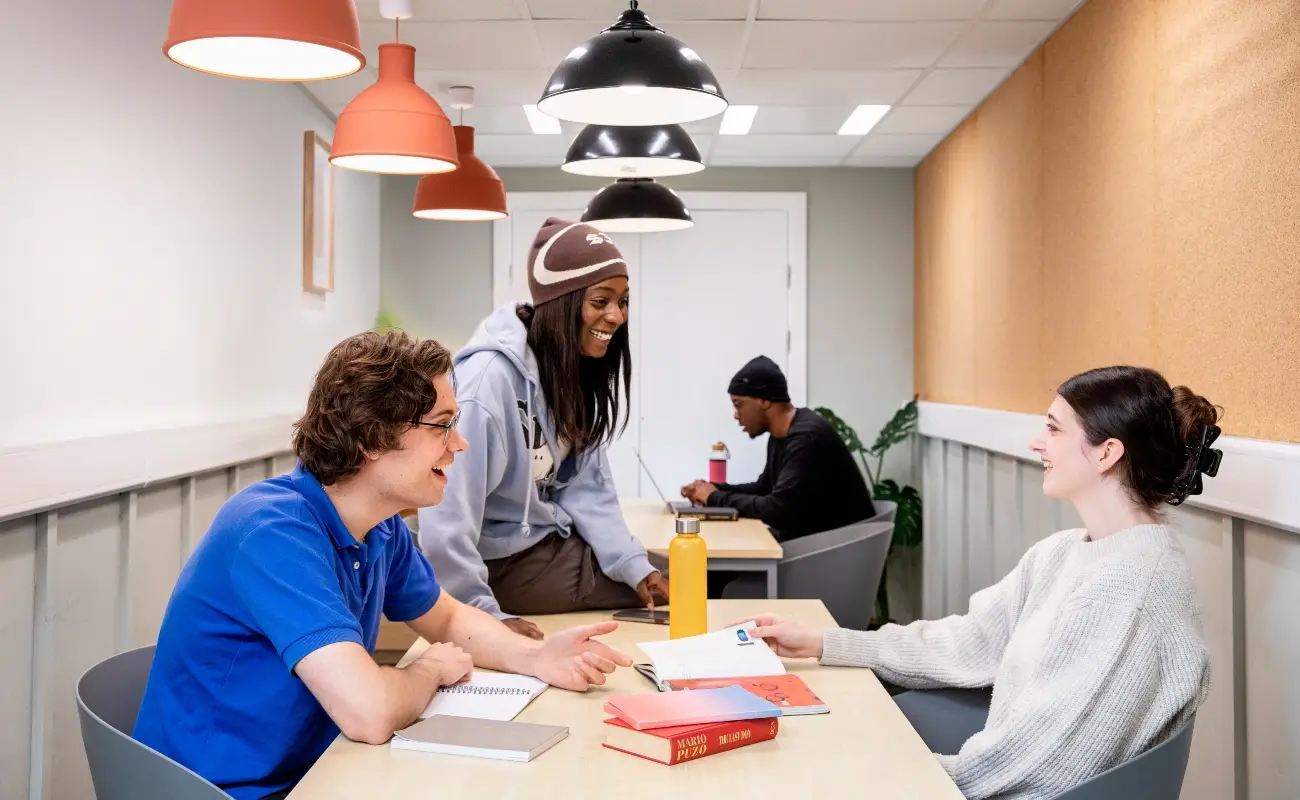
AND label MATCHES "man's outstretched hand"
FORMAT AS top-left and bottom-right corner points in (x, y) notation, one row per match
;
(530, 621), (634, 691)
